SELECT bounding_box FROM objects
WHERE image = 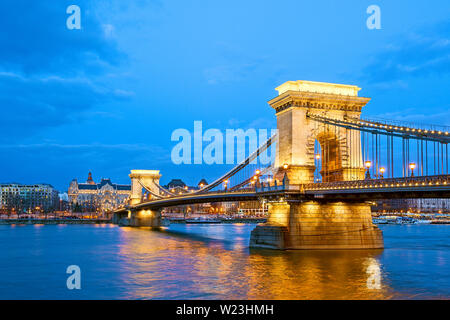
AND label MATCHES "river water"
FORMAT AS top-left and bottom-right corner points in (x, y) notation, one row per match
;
(0, 223), (448, 299)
